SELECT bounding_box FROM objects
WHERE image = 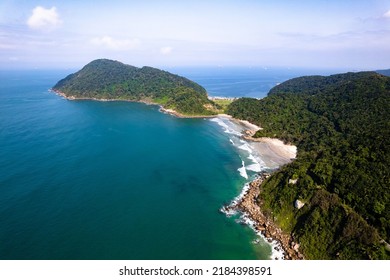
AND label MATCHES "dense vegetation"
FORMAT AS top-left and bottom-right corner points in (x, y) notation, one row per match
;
(228, 72), (390, 259)
(53, 59), (218, 116)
